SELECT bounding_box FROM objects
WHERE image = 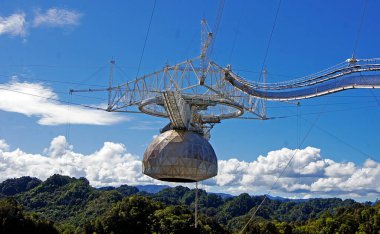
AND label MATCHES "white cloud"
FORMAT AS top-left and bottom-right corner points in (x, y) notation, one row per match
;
(310, 177), (343, 192)
(0, 136), (152, 187)
(0, 13), (26, 37)
(0, 81), (127, 125)
(210, 147), (380, 199)
(33, 8), (82, 27)
(324, 161), (356, 177)
(1, 137), (379, 200)
(0, 139), (9, 151)
(48, 135), (72, 158)
(0, 8), (82, 39)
